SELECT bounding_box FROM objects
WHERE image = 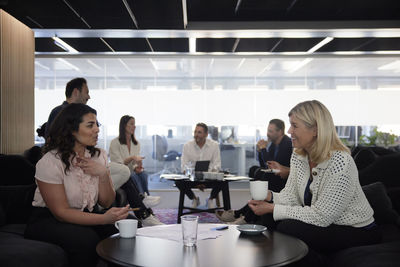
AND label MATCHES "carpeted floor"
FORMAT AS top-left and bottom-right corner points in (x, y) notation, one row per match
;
(153, 208), (221, 224)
